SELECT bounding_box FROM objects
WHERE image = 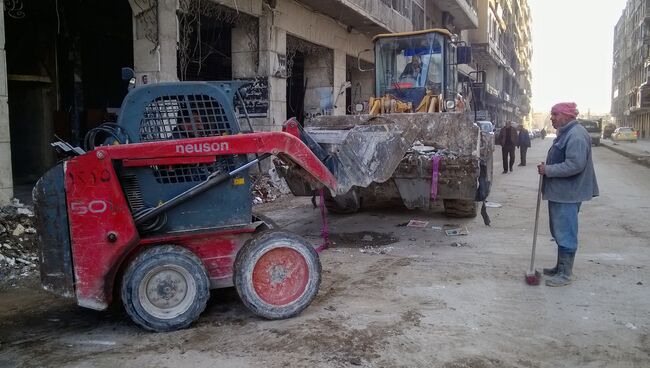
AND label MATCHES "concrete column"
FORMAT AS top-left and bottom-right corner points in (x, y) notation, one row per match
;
(258, 8), (286, 131)
(303, 53), (332, 116)
(348, 60), (375, 107)
(131, 0), (179, 84)
(332, 49), (347, 115)
(0, 0), (13, 205)
(232, 26), (258, 79)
